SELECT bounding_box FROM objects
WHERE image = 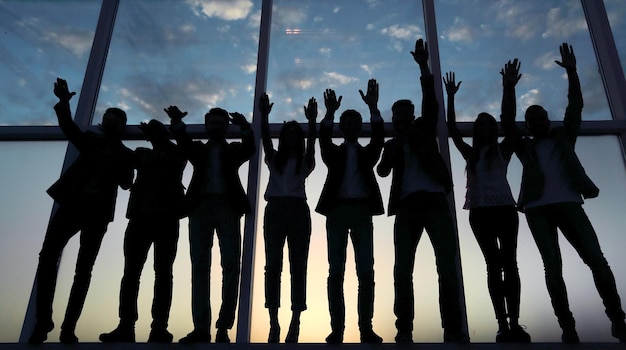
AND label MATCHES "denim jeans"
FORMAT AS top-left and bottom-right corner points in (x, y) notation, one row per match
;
(469, 205), (521, 321)
(118, 215), (179, 330)
(393, 192), (464, 339)
(188, 198), (241, 331)
(325, 201), (375, 332)
(525, 202), (625, 326)
(263, 198), (311, 311)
